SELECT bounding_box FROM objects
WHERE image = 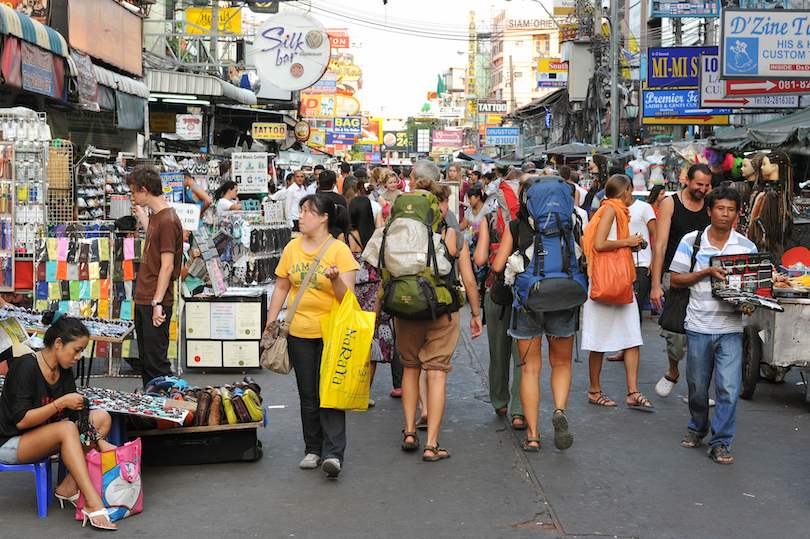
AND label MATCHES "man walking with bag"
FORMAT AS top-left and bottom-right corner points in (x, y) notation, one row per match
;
(668, 186), (756, 464)
(649, 164), (712, 400)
